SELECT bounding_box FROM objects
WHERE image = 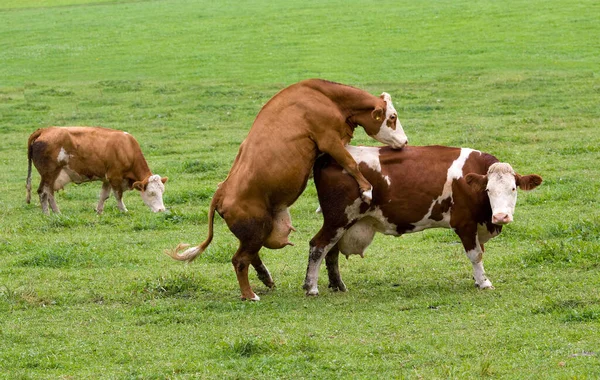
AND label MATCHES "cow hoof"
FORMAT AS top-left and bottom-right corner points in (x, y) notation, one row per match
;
(241, 294), (260, 301)
(361, 189), (373, 203)
(305, 289), (319, 296)
(475, 279), (494, 289)
(328, 283), (347, 292)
